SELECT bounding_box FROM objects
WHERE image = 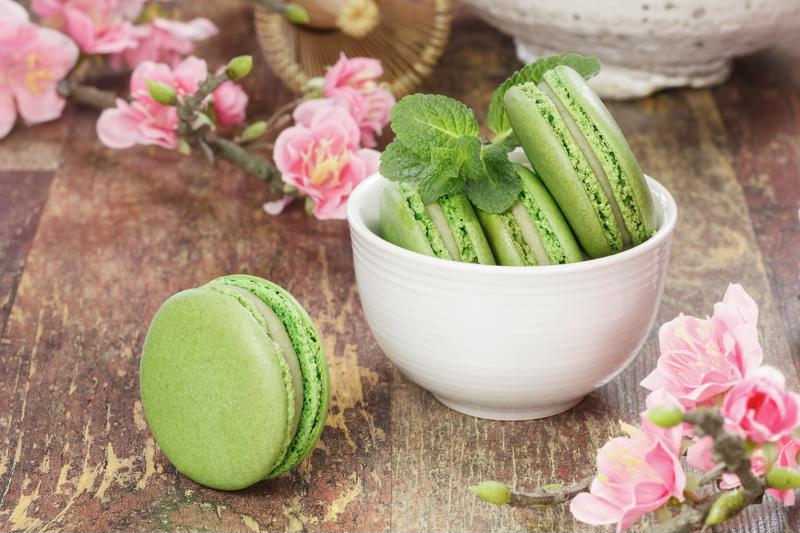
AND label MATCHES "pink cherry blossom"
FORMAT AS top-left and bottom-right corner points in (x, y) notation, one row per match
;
(112, 17), (218, 69)
(96, 56), (207, 149)
(272, 101), (379, 219)
(641, 284), (763, 410)
(32, 0), (138, 54)
(722, 366), (800, 443)
(212, 68), (247, 126)
(292, 98), (360, 146)
(570, 390), (686, 532)
(322, 53), (394, 147)
(0, 0), (79, 139)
